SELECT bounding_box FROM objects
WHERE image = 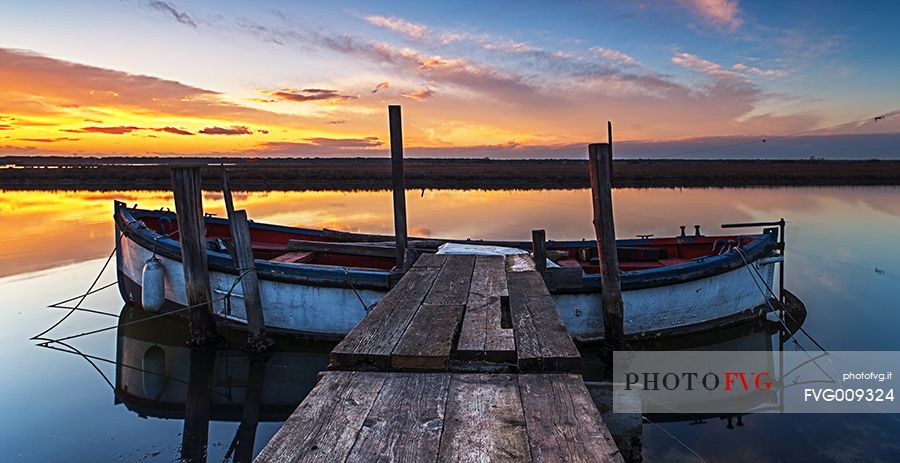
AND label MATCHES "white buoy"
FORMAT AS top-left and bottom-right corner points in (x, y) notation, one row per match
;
(141, 256), (165, 313)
